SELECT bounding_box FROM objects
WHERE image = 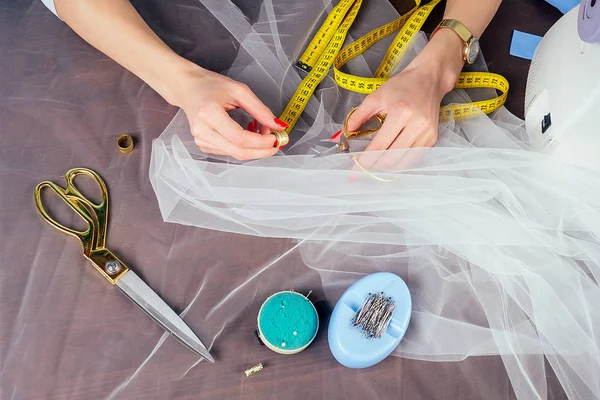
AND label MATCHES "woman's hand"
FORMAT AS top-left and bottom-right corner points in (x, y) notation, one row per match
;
(345, 28), (466, 170)
(52, 0), (289, 161)
(170, 66), (289, 160)
(347, 63), (446, 151)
